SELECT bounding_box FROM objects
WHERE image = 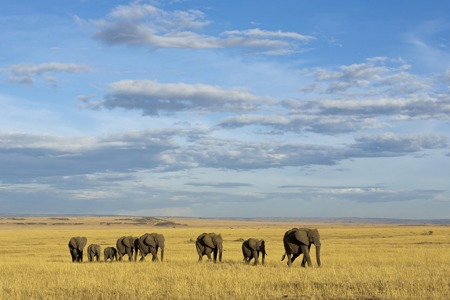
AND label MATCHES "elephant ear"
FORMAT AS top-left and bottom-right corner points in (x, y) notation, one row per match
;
(294, 229), (309, 245)
(78, 237), (87, 250)
(248, 239), (258, 251)
(203, 234), (215, 248)
(69, 237), (78, 248)
(139, 234), (148, 246)
(120, 236), (131, 248)
(144, 234), (157, 247)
